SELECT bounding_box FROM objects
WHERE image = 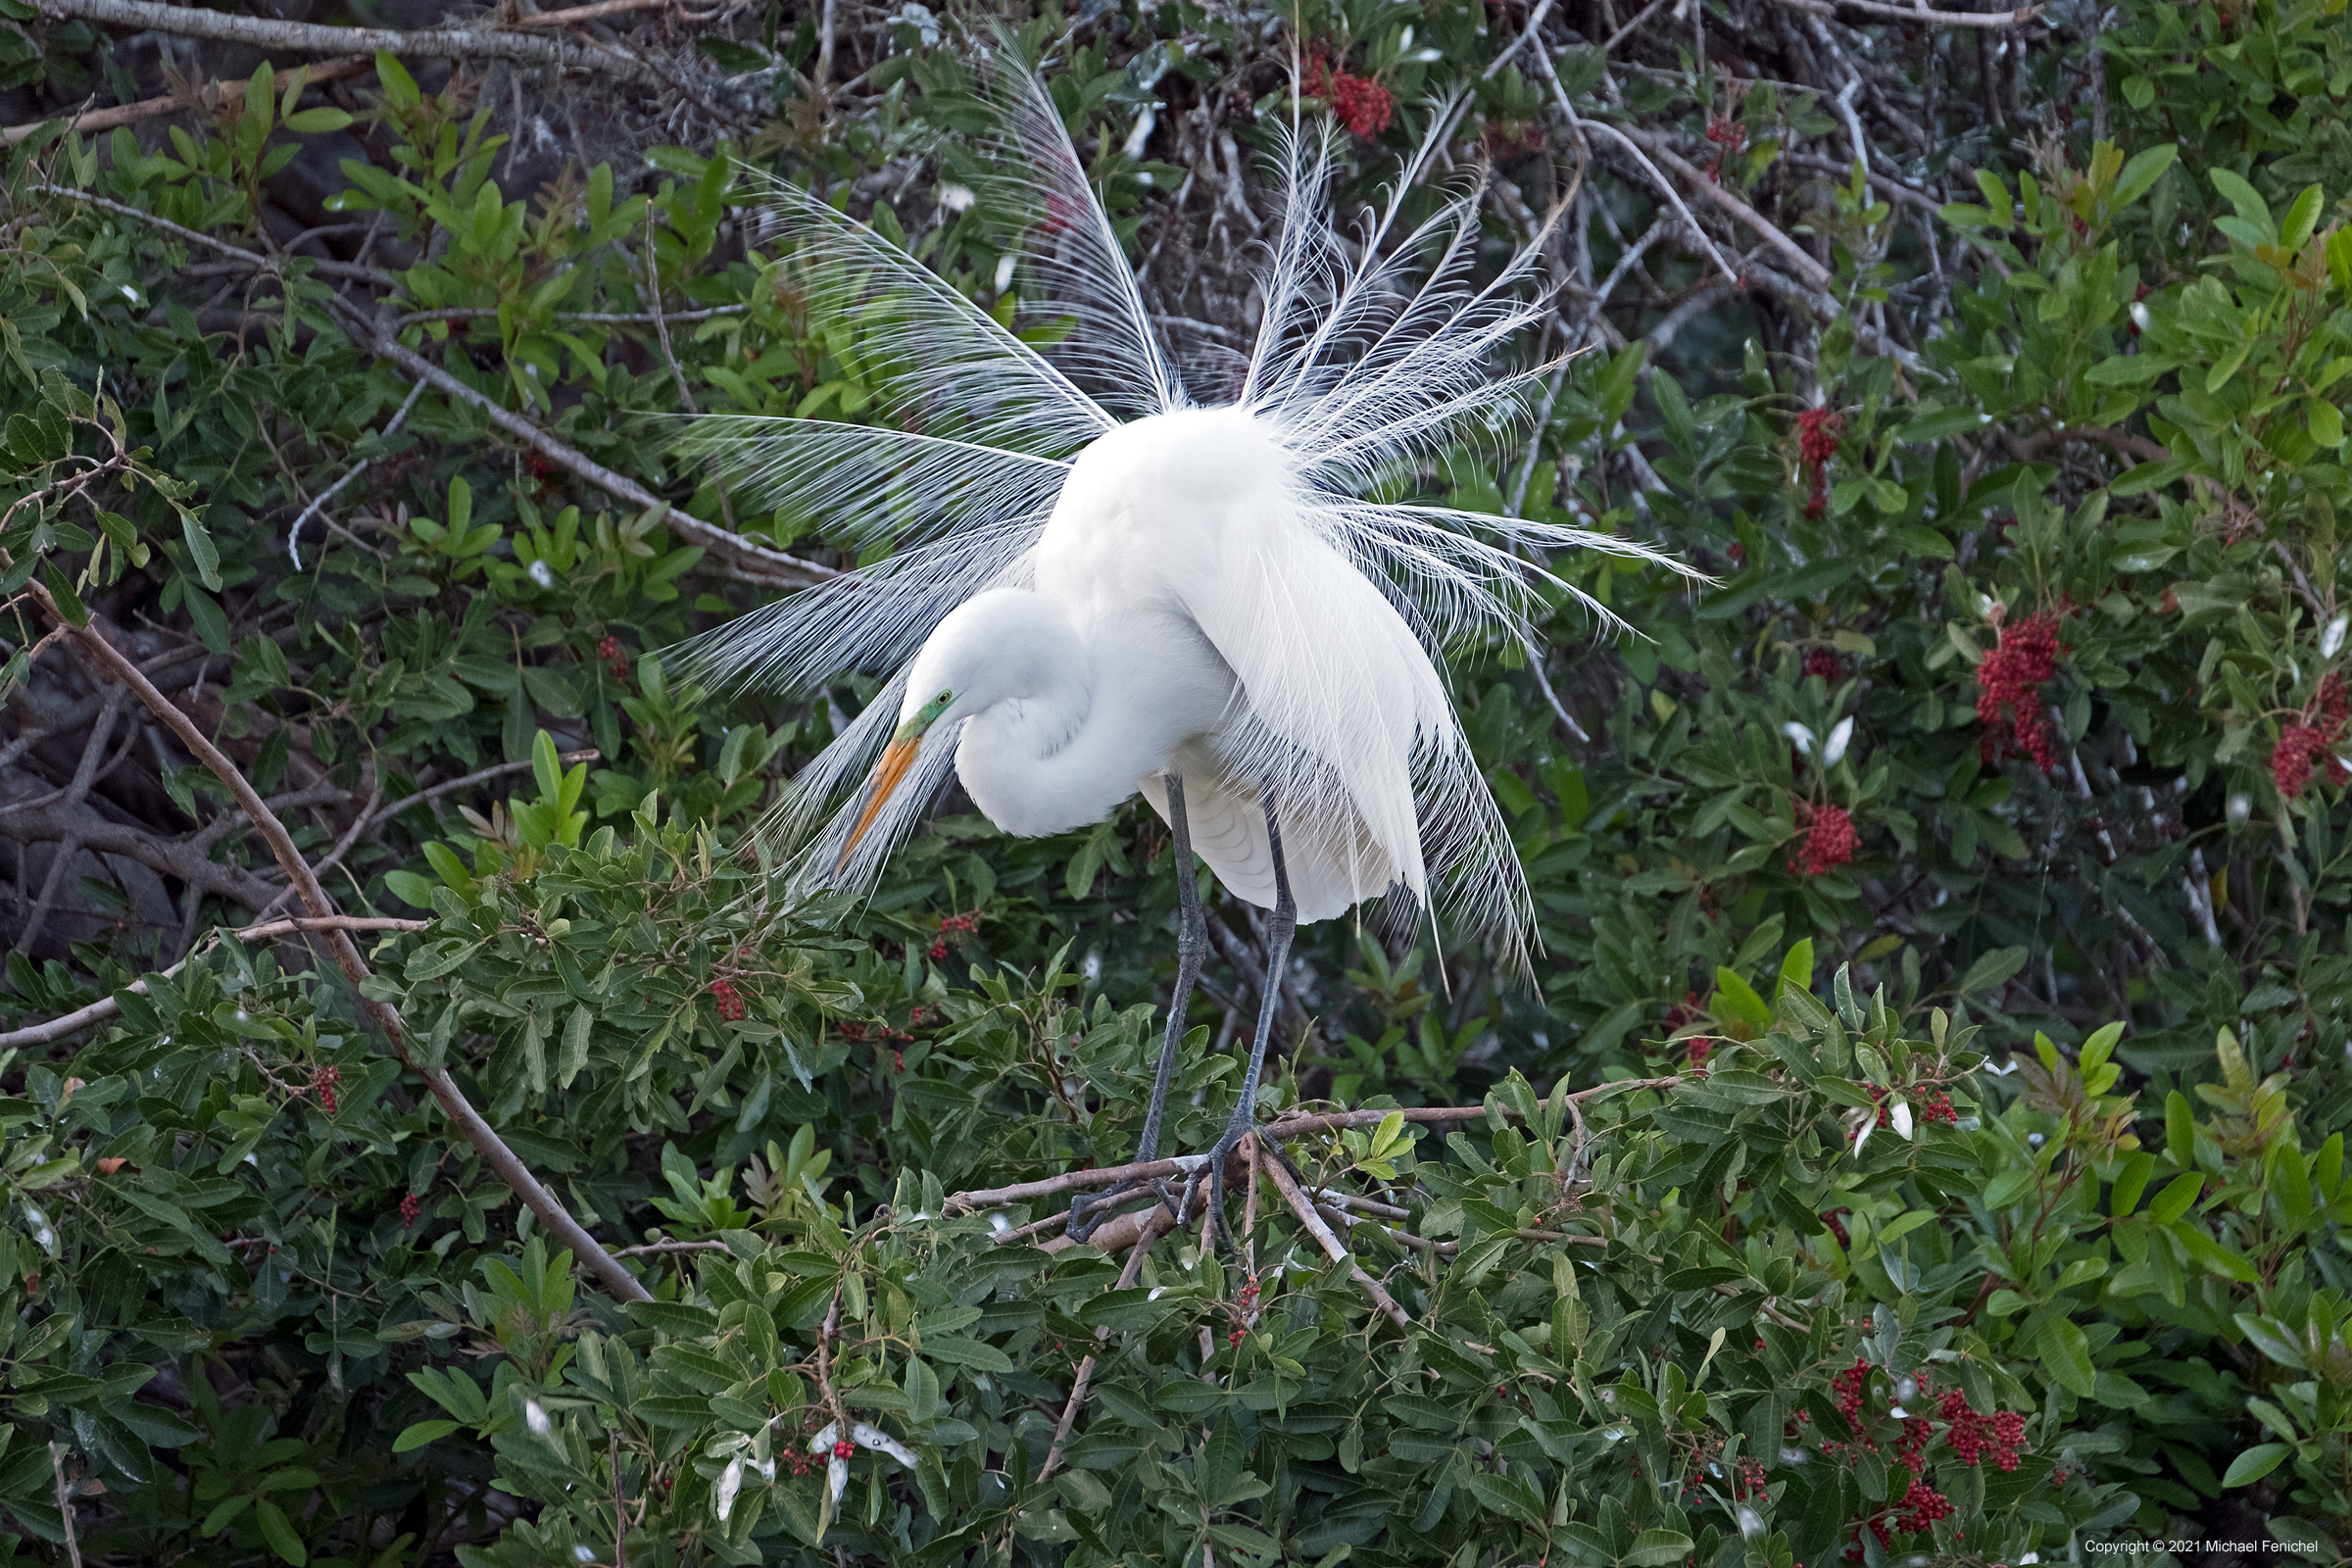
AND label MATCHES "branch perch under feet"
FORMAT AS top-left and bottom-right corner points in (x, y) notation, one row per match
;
(21, 585), (652, 1305)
